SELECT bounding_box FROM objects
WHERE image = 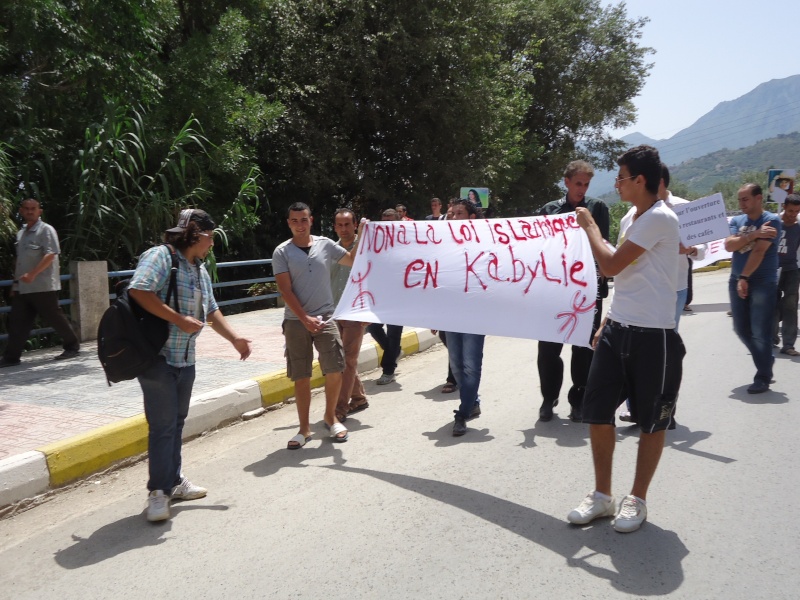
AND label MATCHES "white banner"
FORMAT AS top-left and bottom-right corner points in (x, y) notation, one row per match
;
(672, 193), (730, 246)
(692, 236), (732, 270)
(333, 217), (598, 347)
